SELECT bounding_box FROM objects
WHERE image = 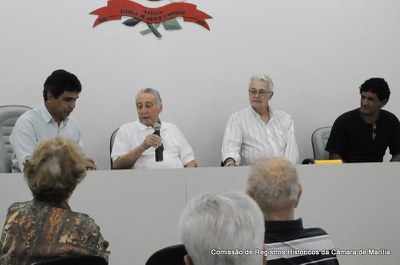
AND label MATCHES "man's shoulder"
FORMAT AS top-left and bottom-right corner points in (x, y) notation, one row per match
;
(117, 121), (149, 138)
(162, 121), (179, 129)
(301, 226), (330, 237)
(16, 106), (41, 123)
(230, 107), (253, 119)
(267, 223), (332, 243)
(231, 107), (249, 115)
(119, 121), (138, 130)
(15, 105), (53, 128)
(271, 109), (293, 120)
(335, 108), (359, 121)
(12, 109), (41, 136)
(380, 109), (400, 121)
(266, 219), (330, 238)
